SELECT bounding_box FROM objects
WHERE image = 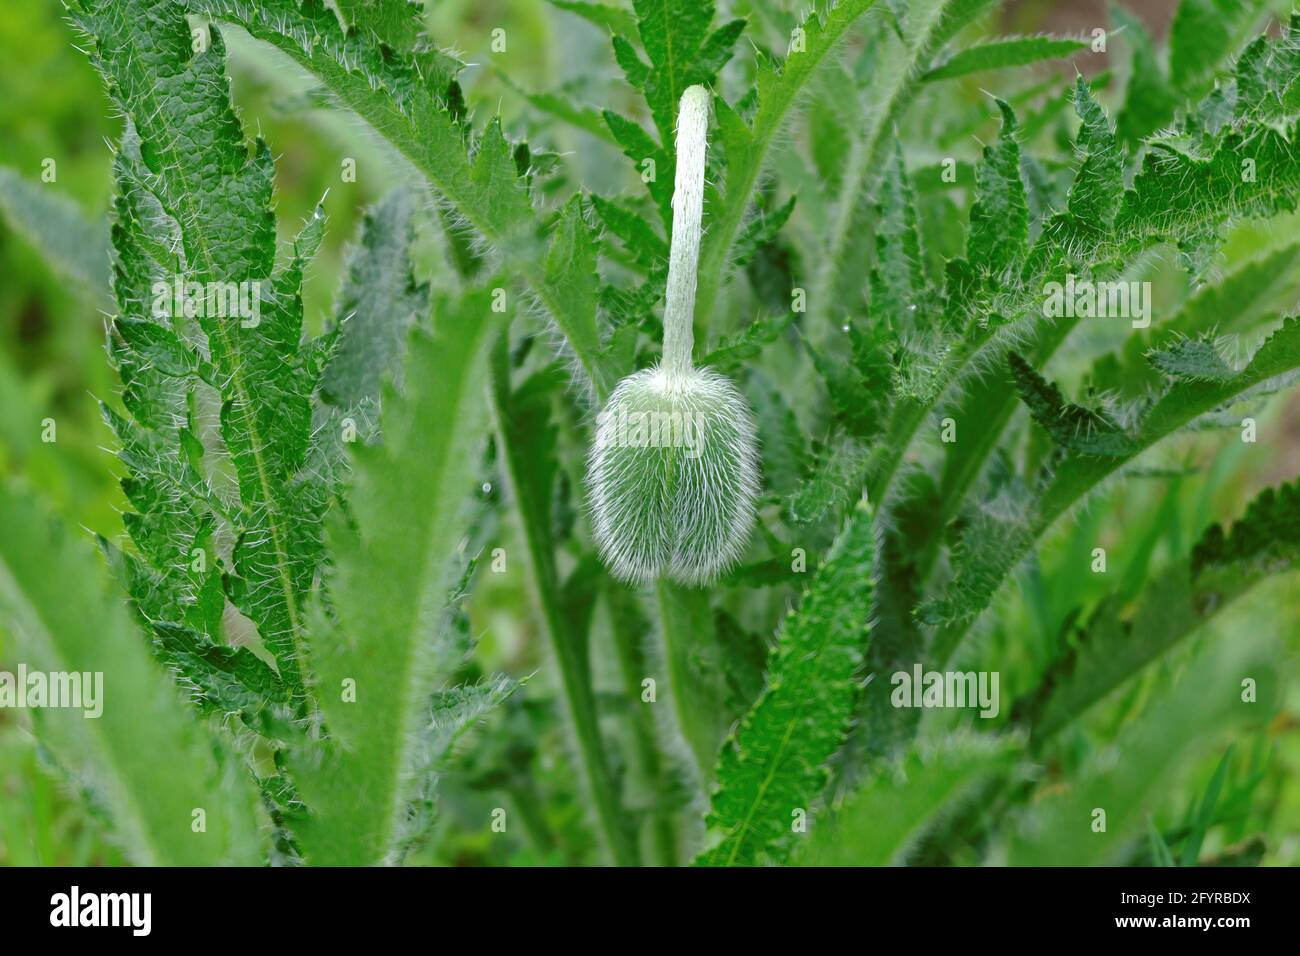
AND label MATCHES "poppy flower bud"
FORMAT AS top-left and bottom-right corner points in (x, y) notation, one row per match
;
(586, 85), (760, 586)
